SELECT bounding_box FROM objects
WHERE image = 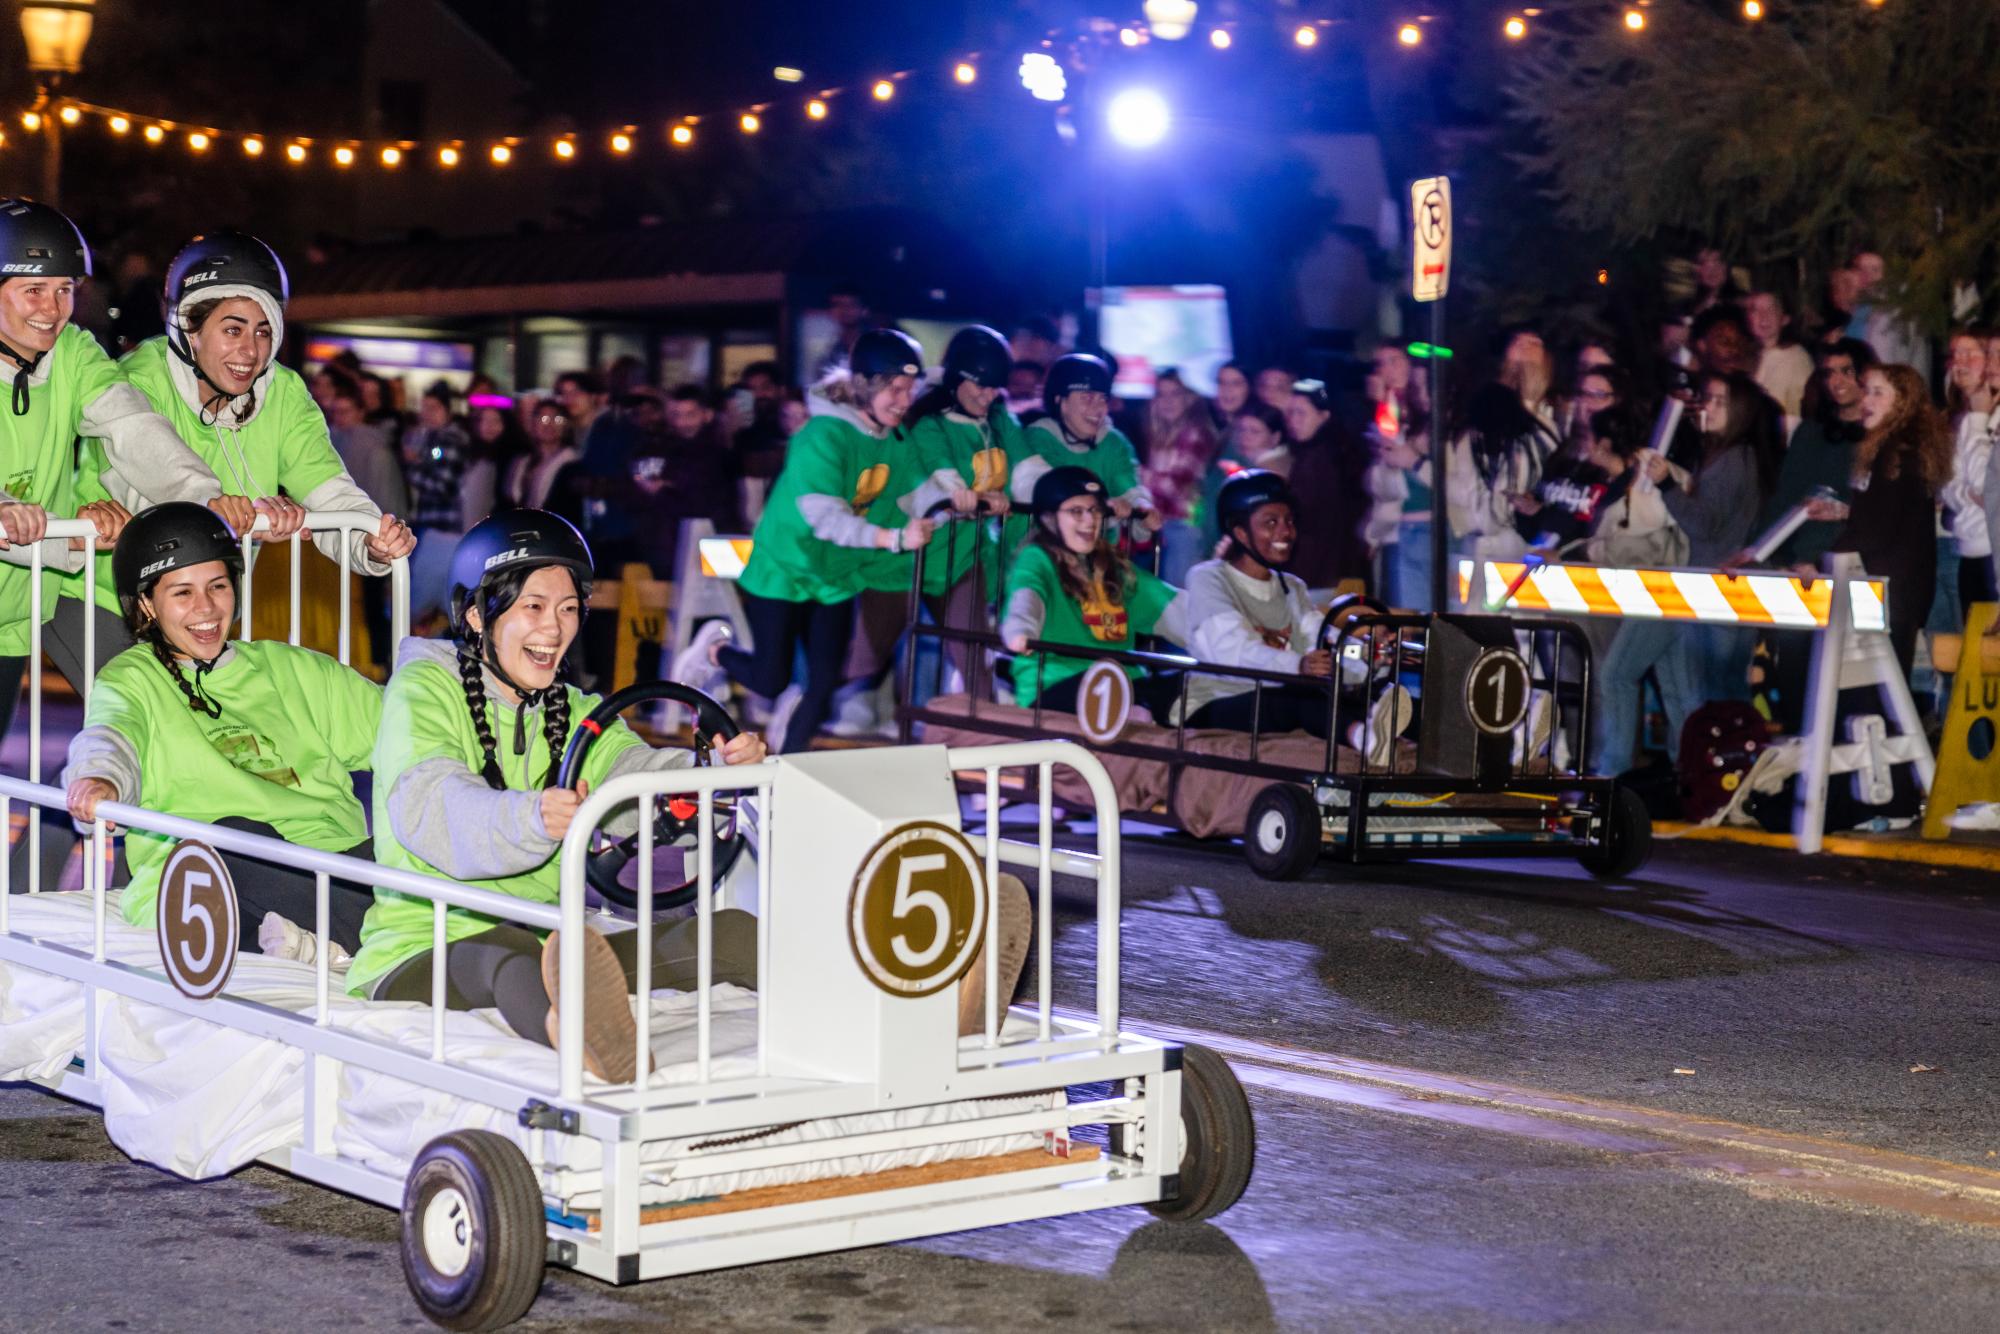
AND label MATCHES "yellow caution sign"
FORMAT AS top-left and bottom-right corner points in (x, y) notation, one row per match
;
(1924, 602), (2000, 839)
